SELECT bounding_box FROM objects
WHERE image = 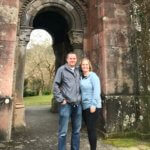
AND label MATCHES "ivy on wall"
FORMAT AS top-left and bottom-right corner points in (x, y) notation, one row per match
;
(130, 0), (150, 94)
